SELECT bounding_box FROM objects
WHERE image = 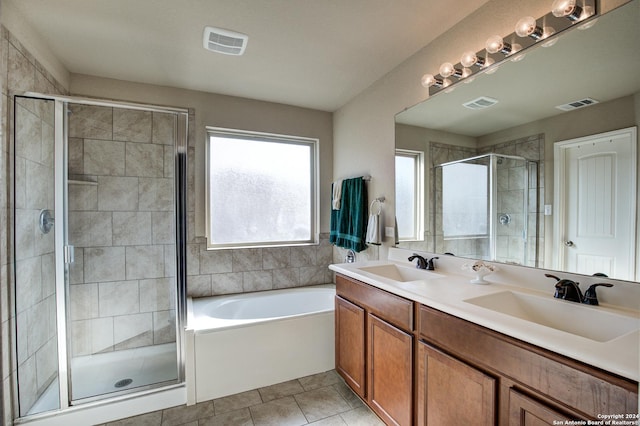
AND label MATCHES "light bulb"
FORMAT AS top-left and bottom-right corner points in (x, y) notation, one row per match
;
(439, 62), (455, 78)
(515, 16), (543, 39)
(486, 35), (511, 55)
(551, 0), (582, 21)
(461, 51), (483, 68)
(421, 74), (436, 88)
(421, 74), (446, 88)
